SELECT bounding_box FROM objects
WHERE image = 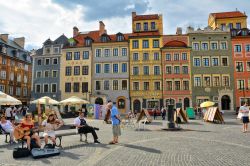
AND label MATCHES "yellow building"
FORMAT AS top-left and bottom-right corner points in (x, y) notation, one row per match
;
(208, 11), (247, 30)
(129, 12), (163, 112)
